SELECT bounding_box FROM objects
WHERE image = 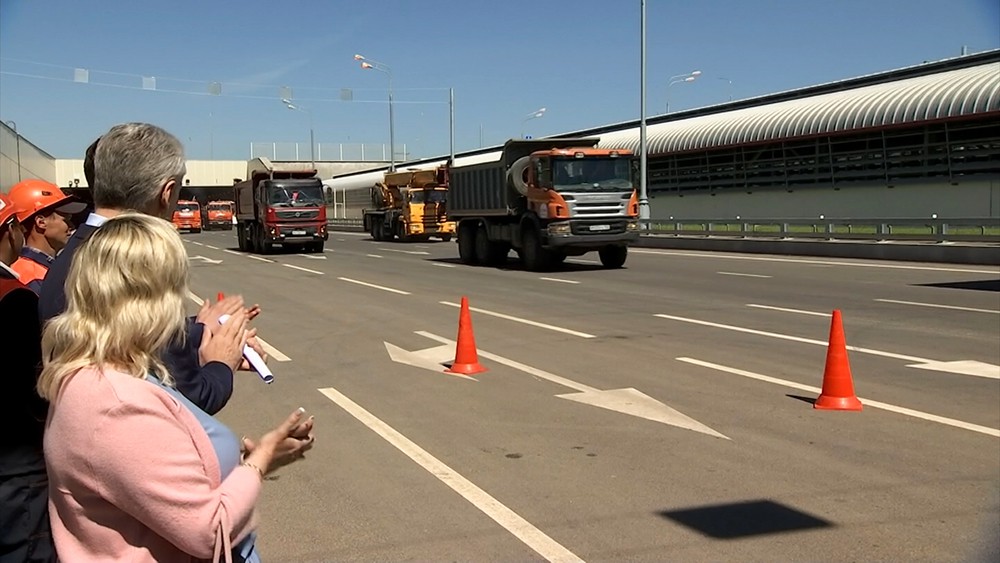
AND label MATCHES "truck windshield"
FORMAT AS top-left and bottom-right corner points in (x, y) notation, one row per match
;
(552, 158), (632, 192)
(176, 202), (199, 212)
(268, 185), (325, 207)
(410, 190), (446, 204)
(207, 204), (230, 211)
